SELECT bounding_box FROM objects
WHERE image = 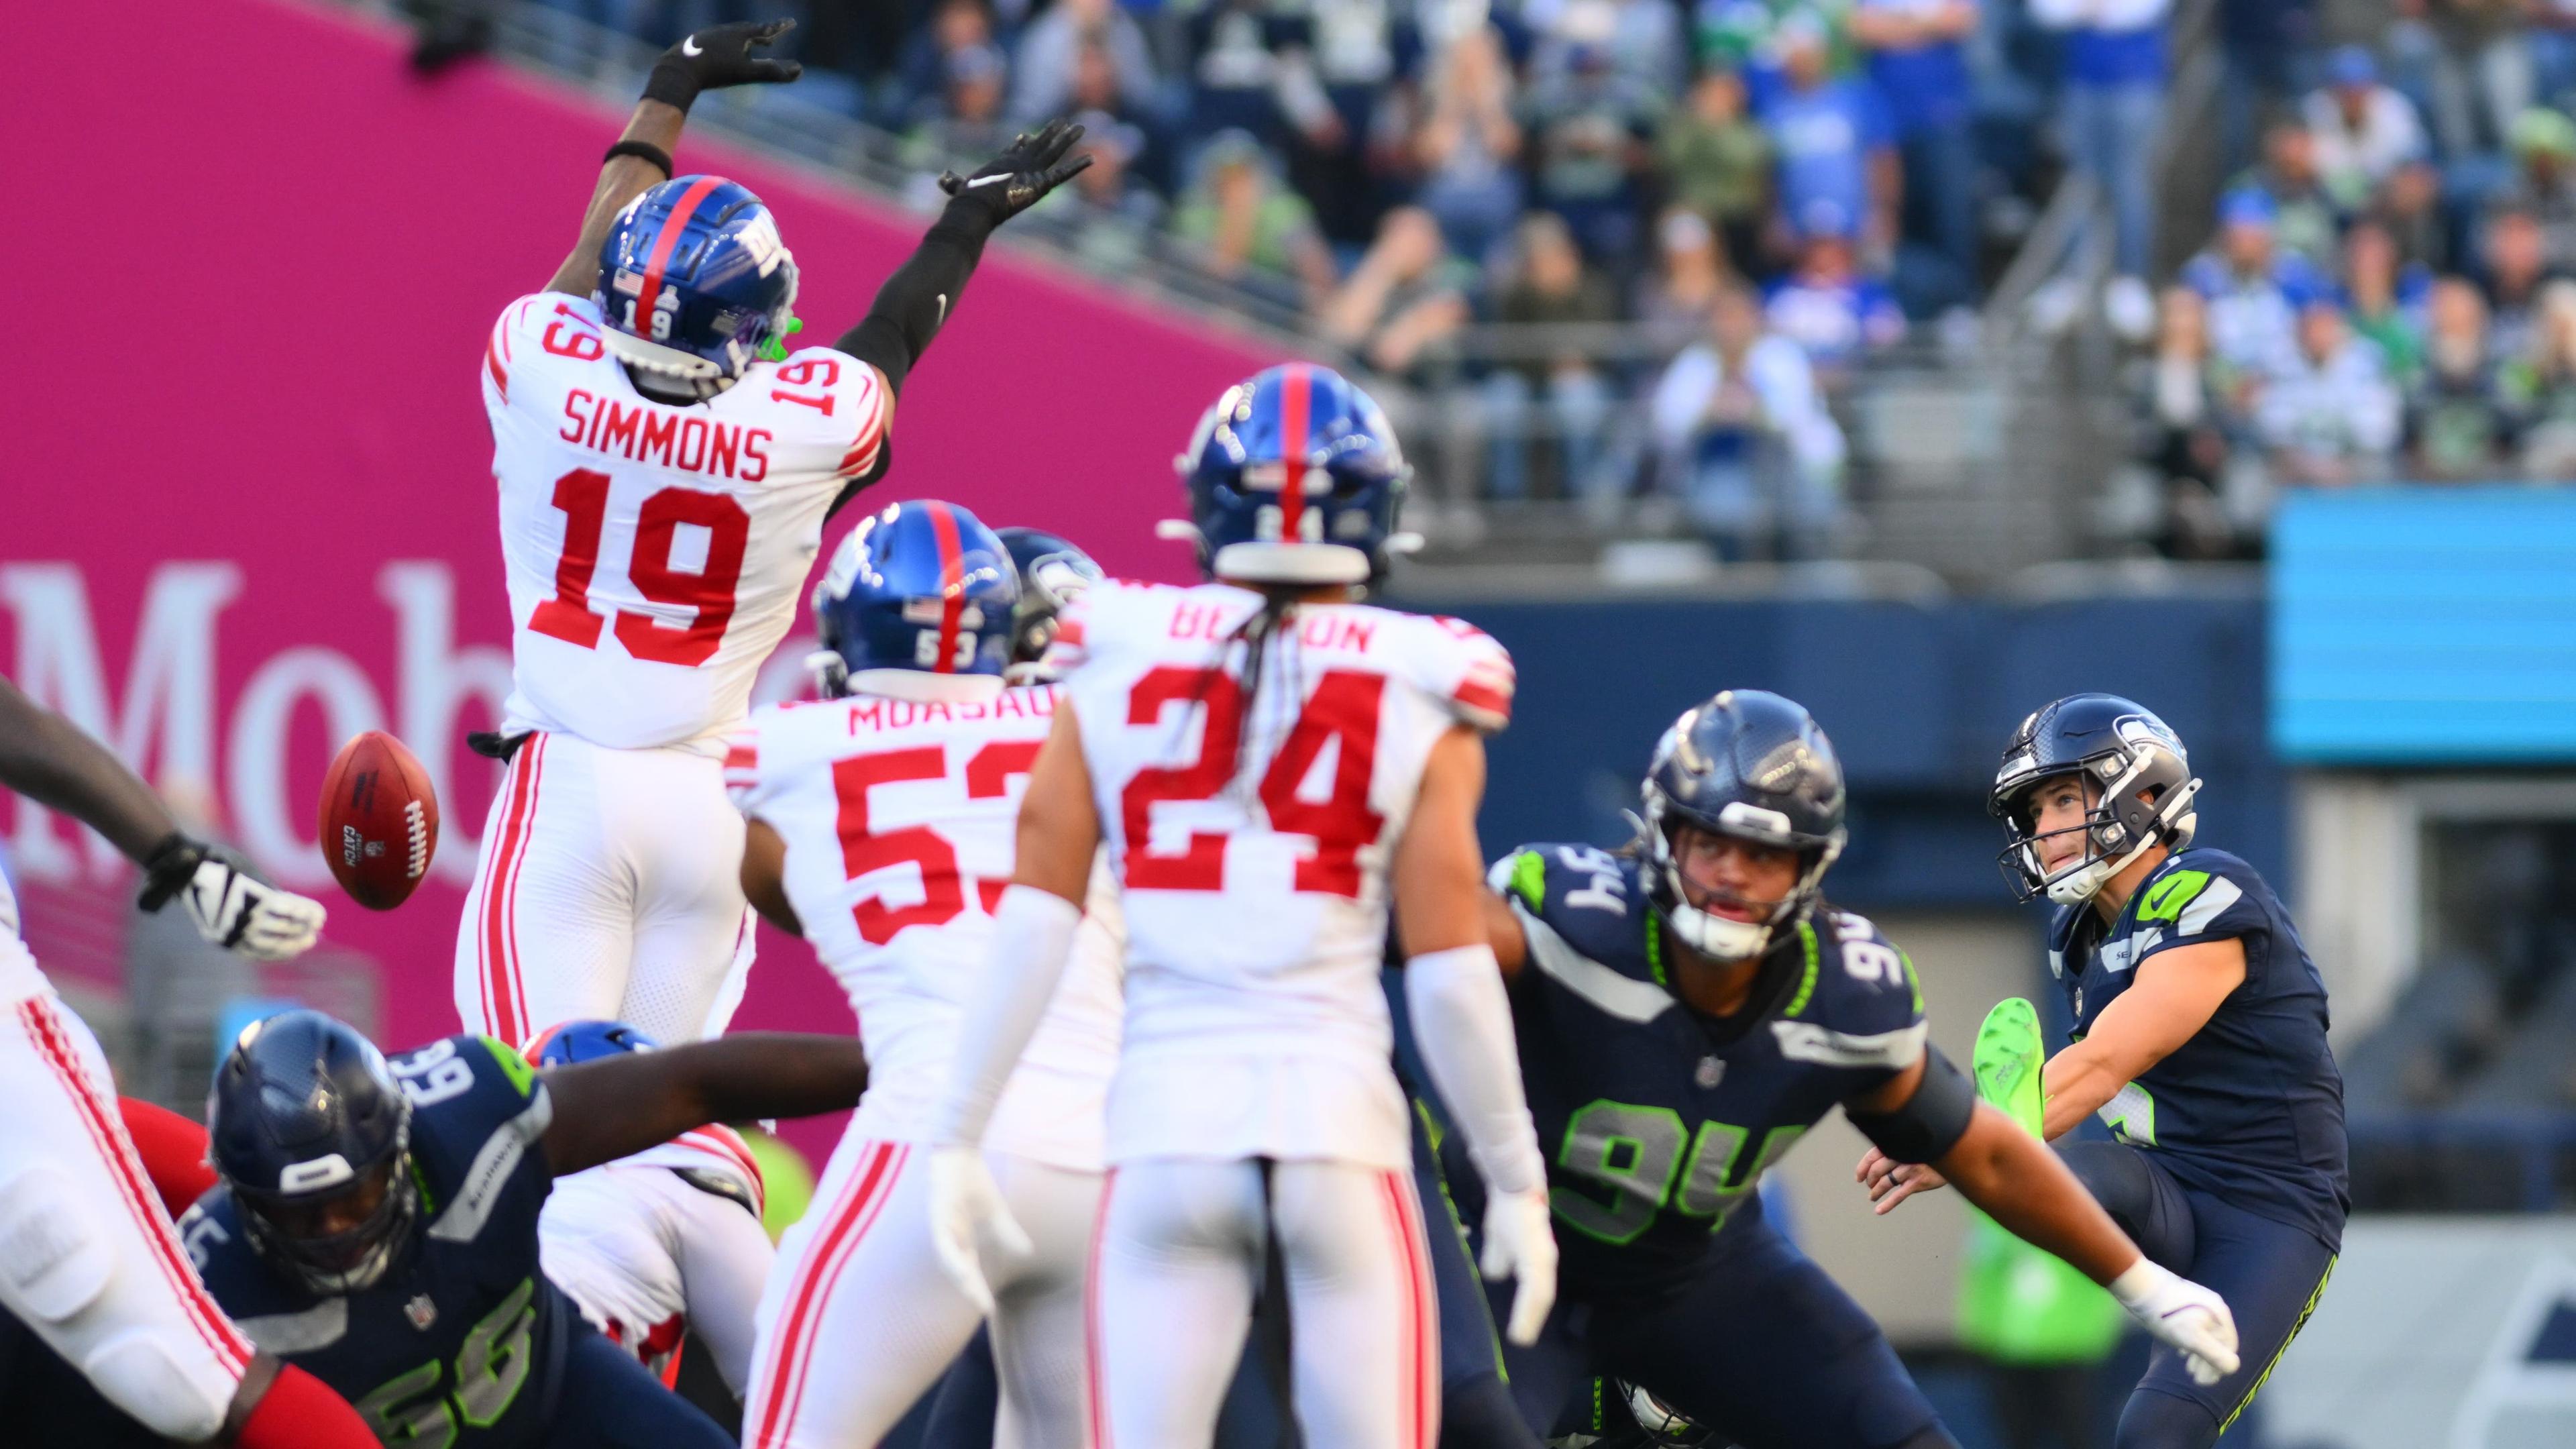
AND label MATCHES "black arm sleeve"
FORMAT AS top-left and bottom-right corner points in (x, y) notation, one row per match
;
(1845, 1043), (1978, 1165)
(834, 199), (997, 397)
